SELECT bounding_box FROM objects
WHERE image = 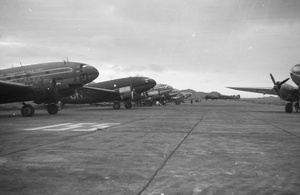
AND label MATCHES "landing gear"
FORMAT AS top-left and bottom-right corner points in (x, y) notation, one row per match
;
(145, 101), (153, 107)
(113, 102), (121, 110)
(295, 101), (299, 113)
(285, 102), (293, 113)
(21, 104), (35, 117)
(47, 103), (59, 115)
(124, 102), (132, 109)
